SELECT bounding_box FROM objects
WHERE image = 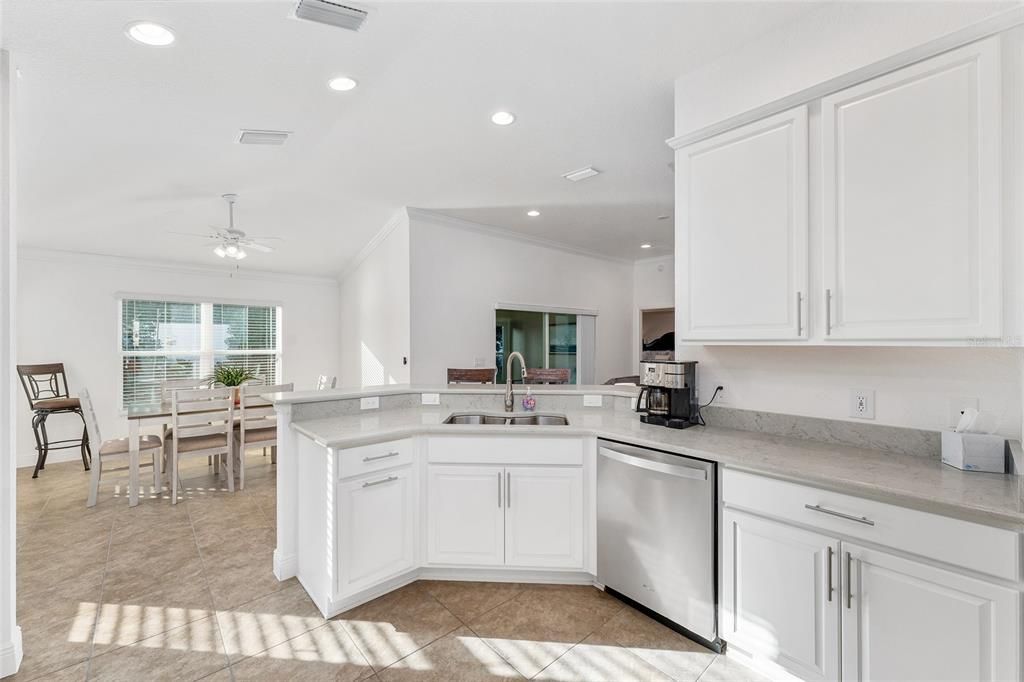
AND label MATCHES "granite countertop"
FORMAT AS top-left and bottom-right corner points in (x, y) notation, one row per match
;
(264, 383), (639, 405)
(290, 406), (1024, 528)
